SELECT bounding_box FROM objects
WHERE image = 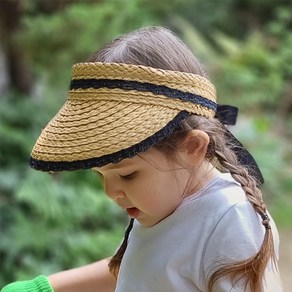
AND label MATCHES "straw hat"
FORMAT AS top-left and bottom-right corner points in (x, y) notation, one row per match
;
(30, 62), (216, 171)
(29, 62), (263, 184)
